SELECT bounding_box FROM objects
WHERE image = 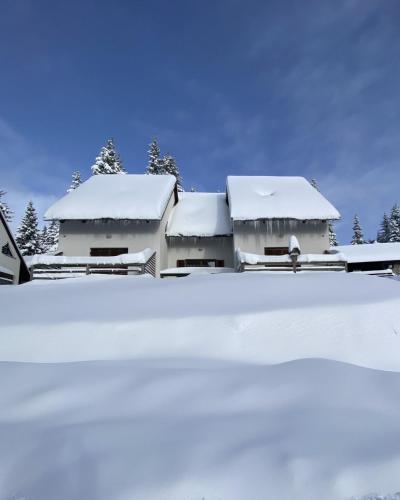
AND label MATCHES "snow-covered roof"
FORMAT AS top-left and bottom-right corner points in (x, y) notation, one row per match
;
(45, 175), (176, 220)
(166, 193), (232, 237)
(332, 243), (400, 264)
(226, 176), (340, 221)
